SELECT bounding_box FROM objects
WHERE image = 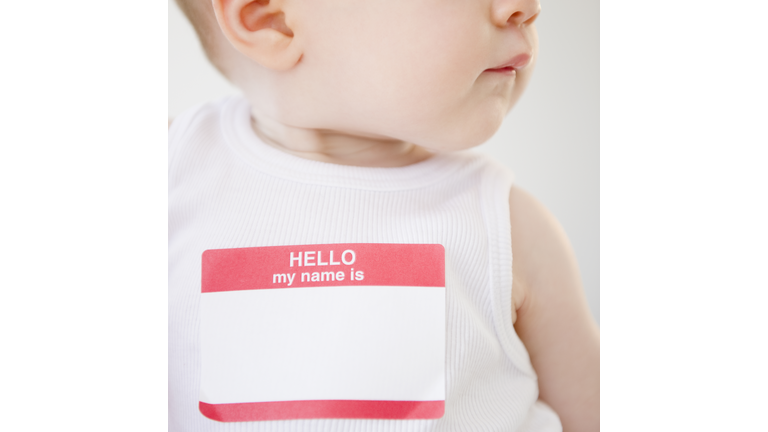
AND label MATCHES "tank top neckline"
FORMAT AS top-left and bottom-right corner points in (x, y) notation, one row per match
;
(220, 96), (471, 191)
